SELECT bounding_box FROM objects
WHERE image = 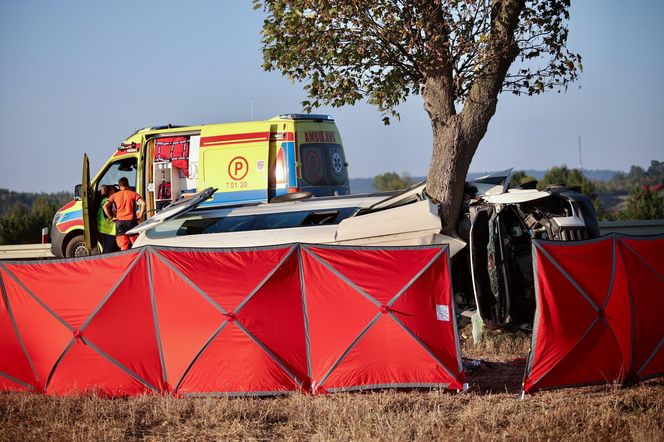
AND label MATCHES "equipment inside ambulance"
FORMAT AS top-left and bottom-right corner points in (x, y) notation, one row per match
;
(50, 114), (350, 258)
